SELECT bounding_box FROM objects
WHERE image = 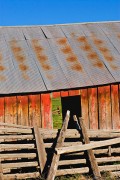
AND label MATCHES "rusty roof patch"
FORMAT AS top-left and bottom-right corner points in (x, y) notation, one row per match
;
(0, 65), (5, 71)
(19, 64), (29, 71)
(0, 53), (2, 61)
(87, 52), (99, 60)
(32, 39), (52, 71)
(81, 44), (92, 51)
(94, 62), (103, 68)
(15, 54), (26, 62)
(0, 75), (6, 81)
(66, 54), (78, 62)
(41, 64), (51, 71)
(57, 38), (67, 45)
(118, 34), (120, 39)
(71, 63), (82, 71)
(61, 46), (72, 54)
(37, 54), (48, 63)
(104, 55), (114, 62)
(46, 74), (53, 79)
(93, 39), (103, 45)
(77, 36), (87, 43)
